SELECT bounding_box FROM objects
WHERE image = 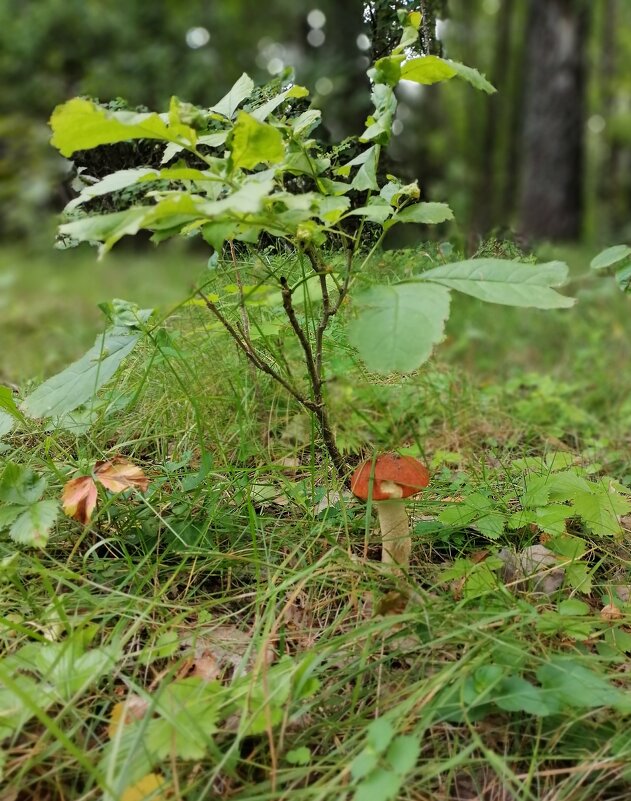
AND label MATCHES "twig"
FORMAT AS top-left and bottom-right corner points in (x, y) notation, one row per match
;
(197, 290), (315, 412)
